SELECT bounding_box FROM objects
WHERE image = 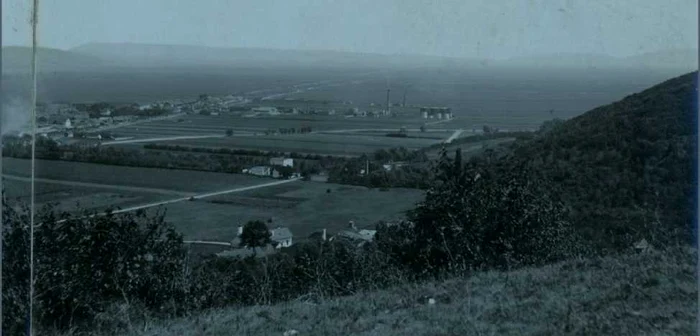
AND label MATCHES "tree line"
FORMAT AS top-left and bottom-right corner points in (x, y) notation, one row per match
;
(1, 144), (580, 334)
